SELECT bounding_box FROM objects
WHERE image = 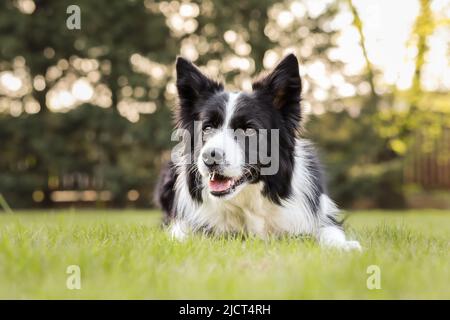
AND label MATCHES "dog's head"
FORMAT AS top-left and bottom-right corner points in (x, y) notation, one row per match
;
(175, 54), (302, 204)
